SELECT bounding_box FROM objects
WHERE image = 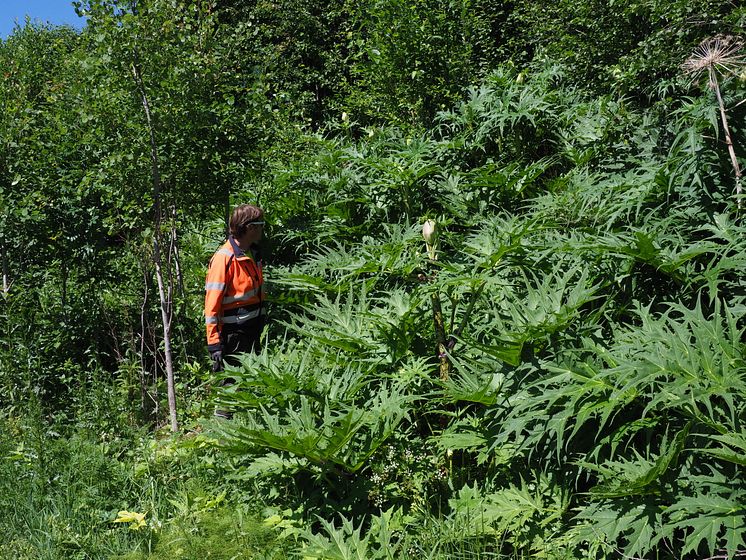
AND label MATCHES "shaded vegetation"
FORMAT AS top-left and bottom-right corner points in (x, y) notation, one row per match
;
(1, 0), (745, 558)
